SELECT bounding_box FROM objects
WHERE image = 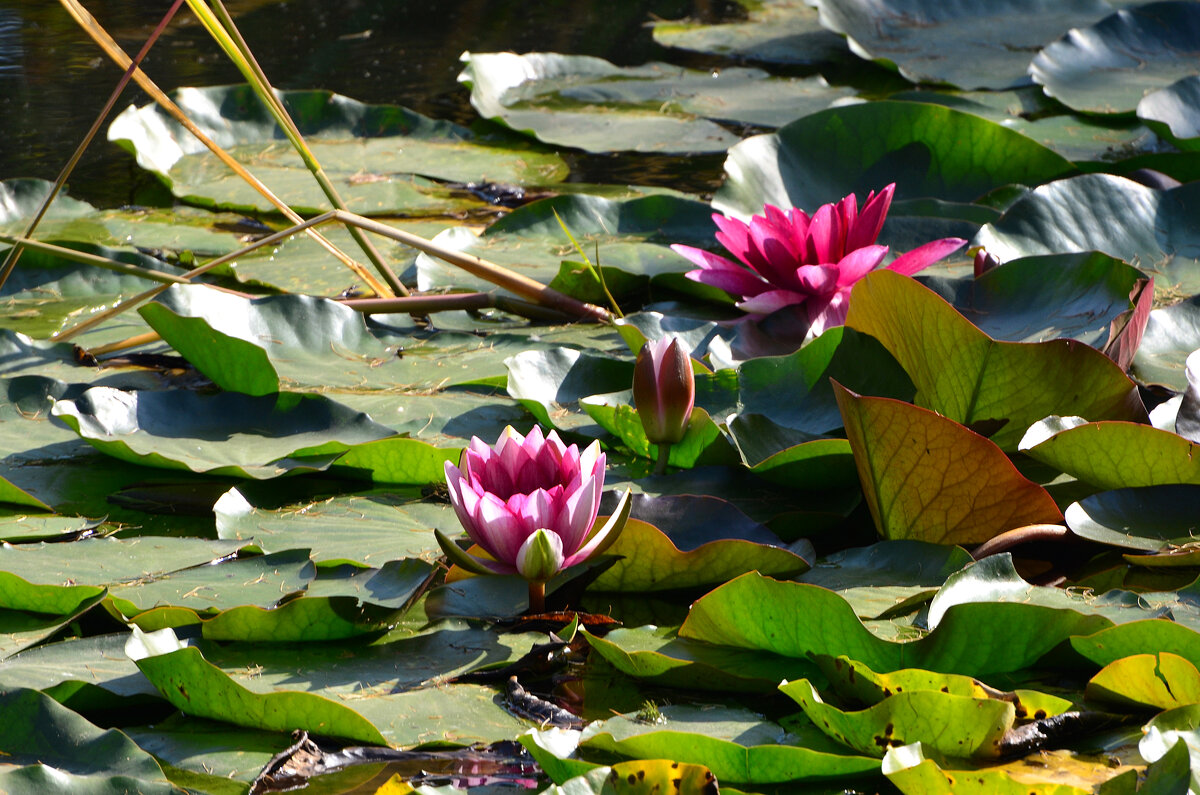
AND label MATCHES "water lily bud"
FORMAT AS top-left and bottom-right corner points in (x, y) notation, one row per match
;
(633, 338), (695, 445)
